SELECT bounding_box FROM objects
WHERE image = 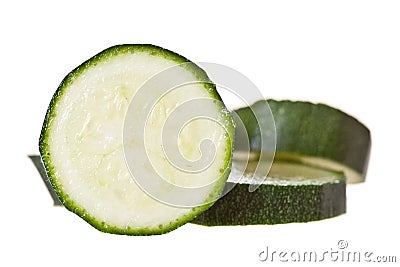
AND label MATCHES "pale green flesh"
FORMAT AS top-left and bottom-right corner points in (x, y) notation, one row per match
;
(230, 159), (344, 185)
(273, 152), (361, 183)
(45, 51), (231, 232)
(233, 151), (358, 183)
